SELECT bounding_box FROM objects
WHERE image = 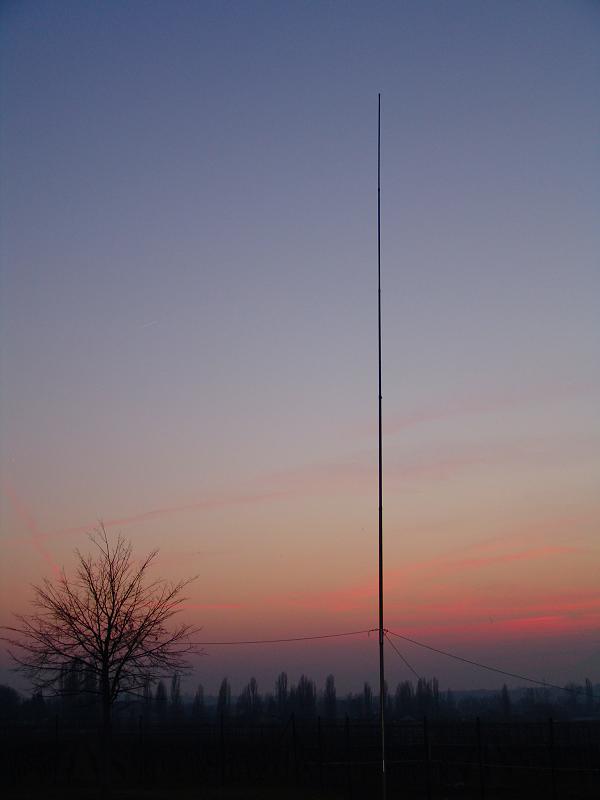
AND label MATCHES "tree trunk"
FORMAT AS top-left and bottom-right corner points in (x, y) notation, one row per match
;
(100, 689), (112, 797)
